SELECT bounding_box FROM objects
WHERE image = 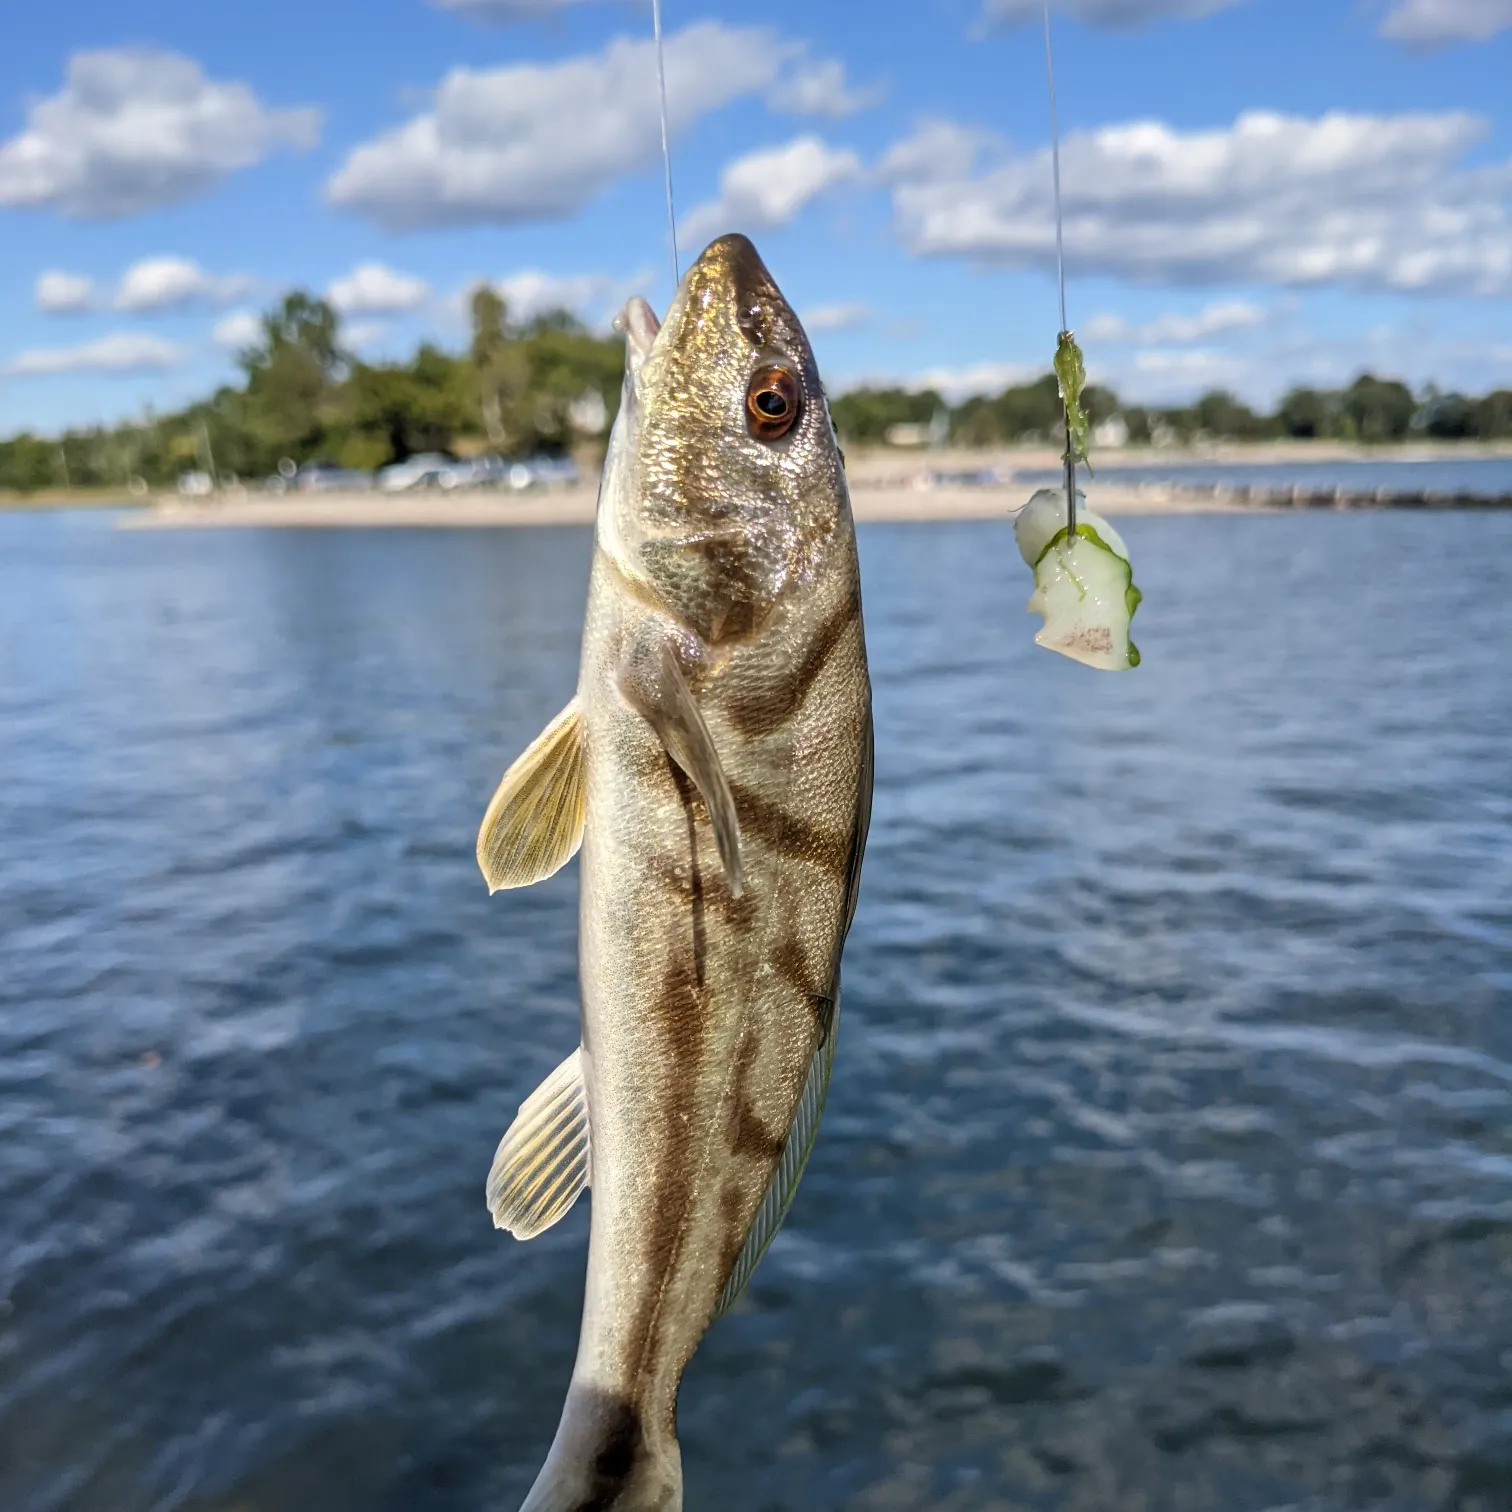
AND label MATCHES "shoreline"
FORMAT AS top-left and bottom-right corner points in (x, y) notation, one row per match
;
(118, 478), (1277, 530)
(0, 439), (1501, 529)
